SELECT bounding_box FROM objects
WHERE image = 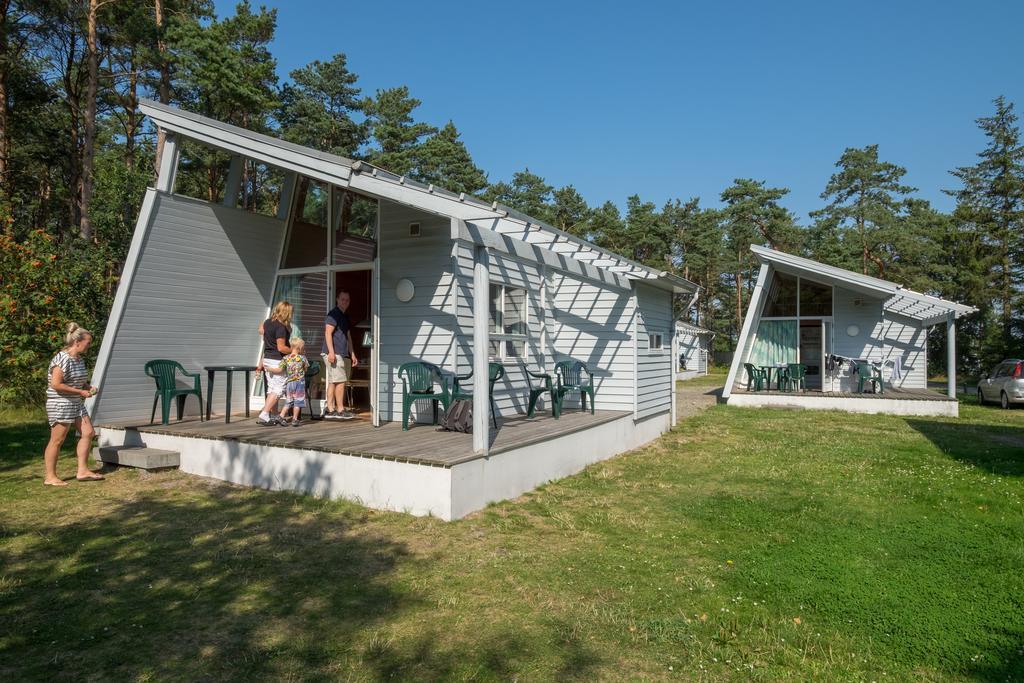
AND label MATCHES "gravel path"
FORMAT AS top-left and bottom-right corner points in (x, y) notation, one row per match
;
(675, 380), (722, 421)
